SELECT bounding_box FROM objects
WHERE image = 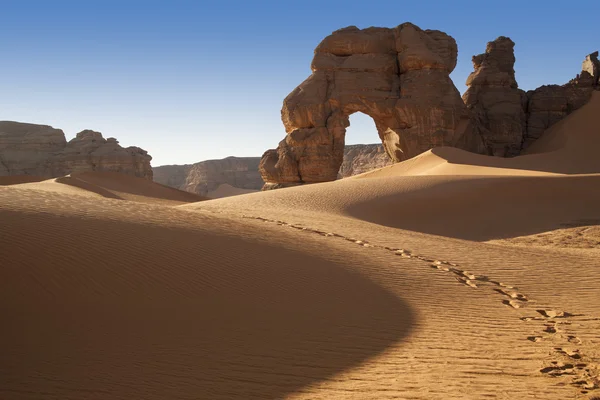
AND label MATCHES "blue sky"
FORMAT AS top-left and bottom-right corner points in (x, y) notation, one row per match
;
(0, 0), (597, 166)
